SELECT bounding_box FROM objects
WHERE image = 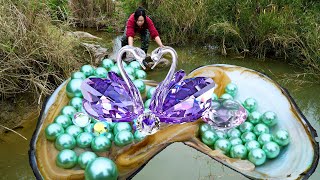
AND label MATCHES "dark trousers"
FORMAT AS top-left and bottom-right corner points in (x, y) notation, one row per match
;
(121, 28), (150, 54)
